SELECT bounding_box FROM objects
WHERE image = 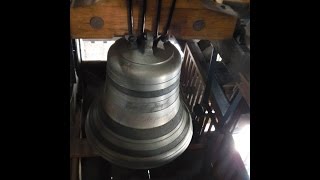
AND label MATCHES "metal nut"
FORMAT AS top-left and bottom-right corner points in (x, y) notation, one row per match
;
(90, 16), (104, 29)
(193, 20), (205, 31)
